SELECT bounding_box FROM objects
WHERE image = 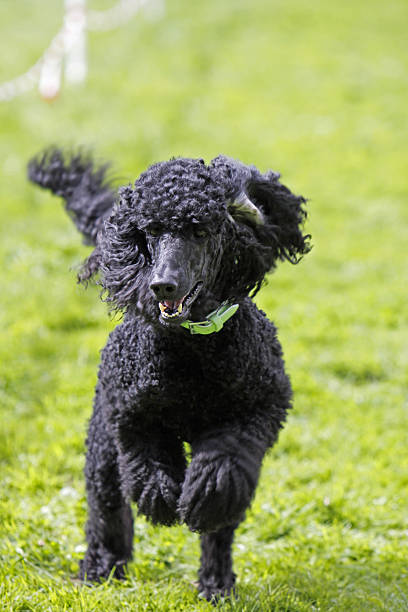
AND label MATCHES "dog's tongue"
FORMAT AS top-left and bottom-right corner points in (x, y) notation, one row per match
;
(163, 299), (183, 311)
